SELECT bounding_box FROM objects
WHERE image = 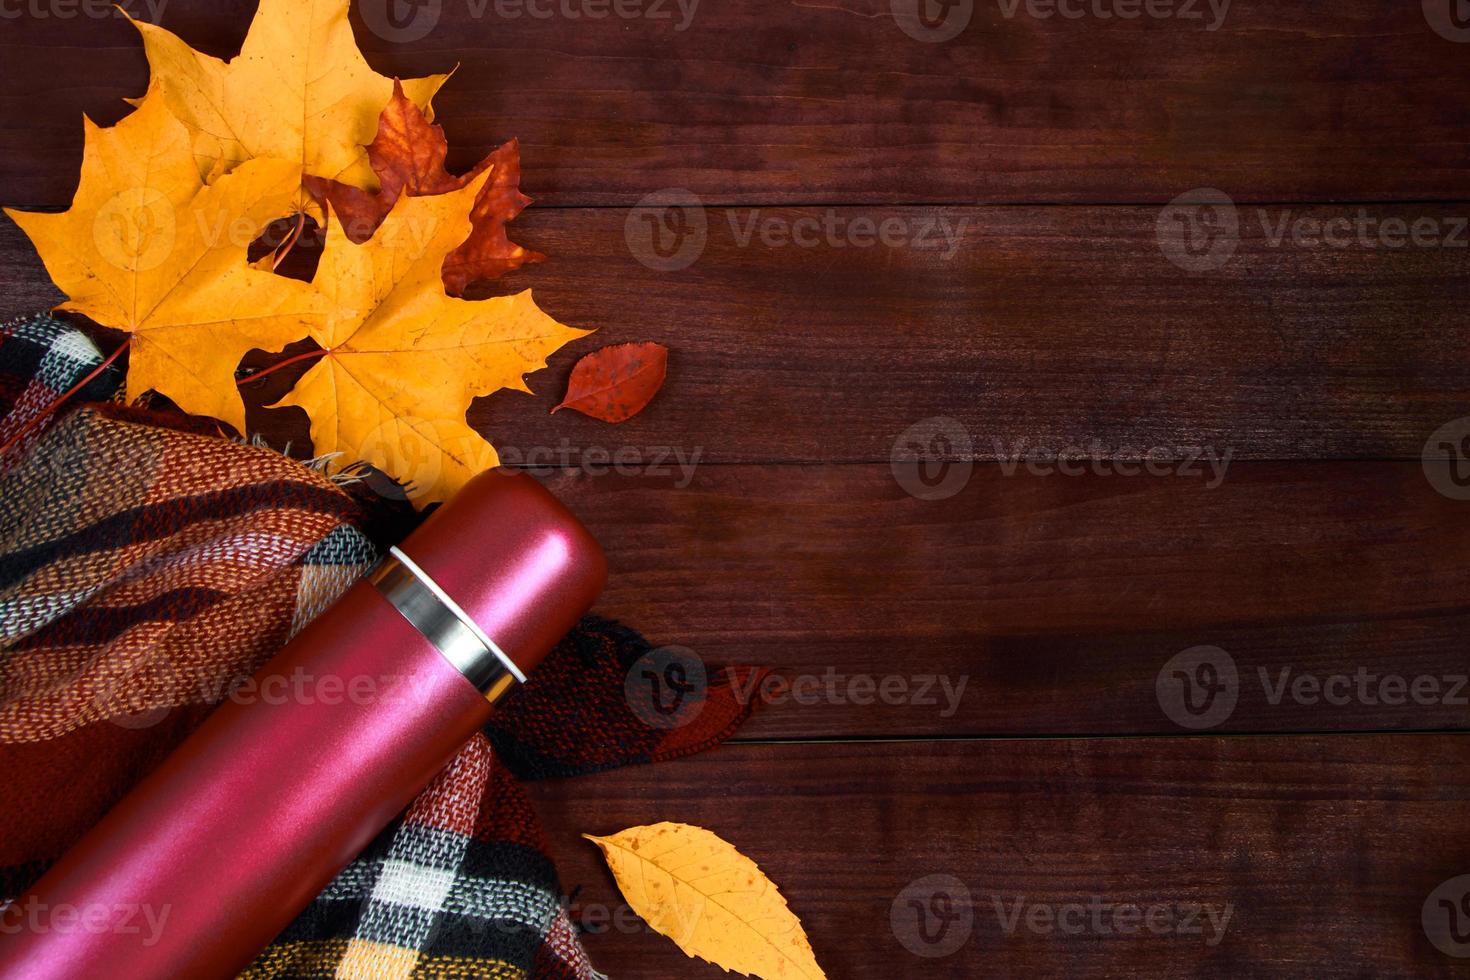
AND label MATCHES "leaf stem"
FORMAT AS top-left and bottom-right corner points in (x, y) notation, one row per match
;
(271, 211), (307, 271)
(236, 347), (328, 386)
(0, 337), (130, 458)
